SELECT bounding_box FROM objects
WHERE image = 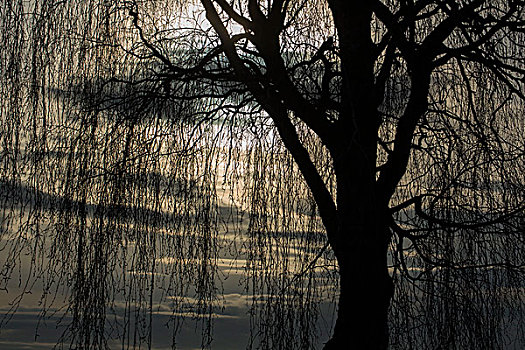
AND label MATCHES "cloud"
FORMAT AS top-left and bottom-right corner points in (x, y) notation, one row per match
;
(0, 341), (57, 350)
